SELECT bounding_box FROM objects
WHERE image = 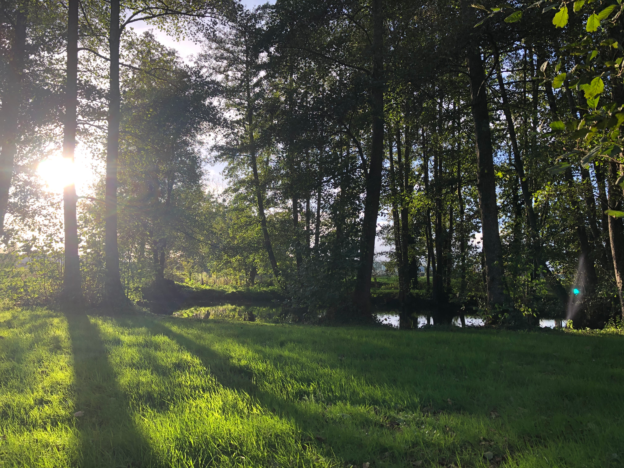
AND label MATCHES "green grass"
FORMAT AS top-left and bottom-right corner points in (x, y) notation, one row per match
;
(1, 309), (623, 467)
